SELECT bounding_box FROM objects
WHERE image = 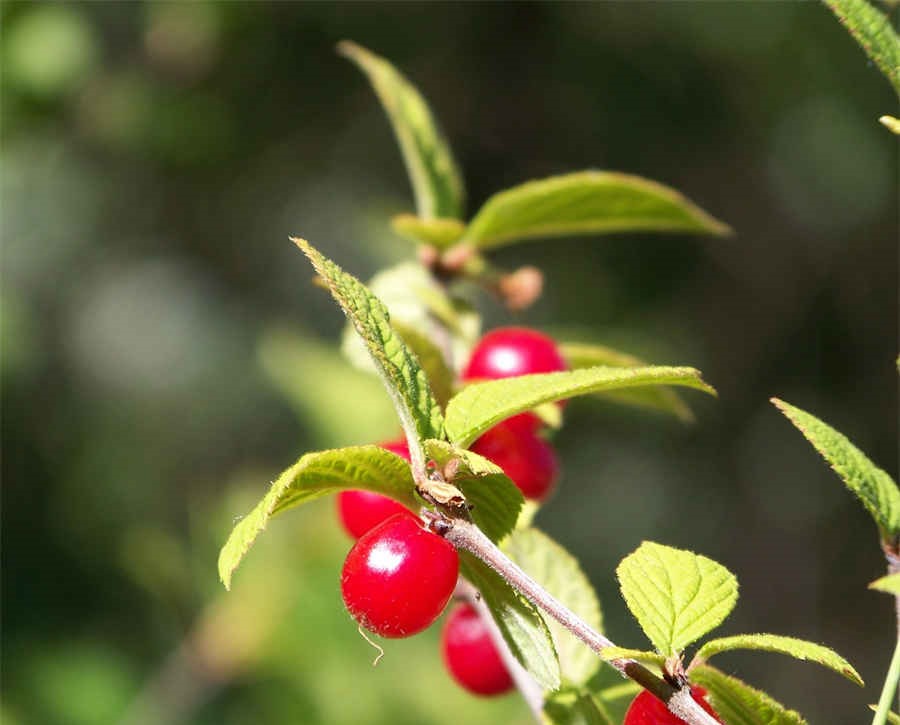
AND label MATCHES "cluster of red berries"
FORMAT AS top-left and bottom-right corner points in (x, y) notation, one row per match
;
(336, 327), (565, 695)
